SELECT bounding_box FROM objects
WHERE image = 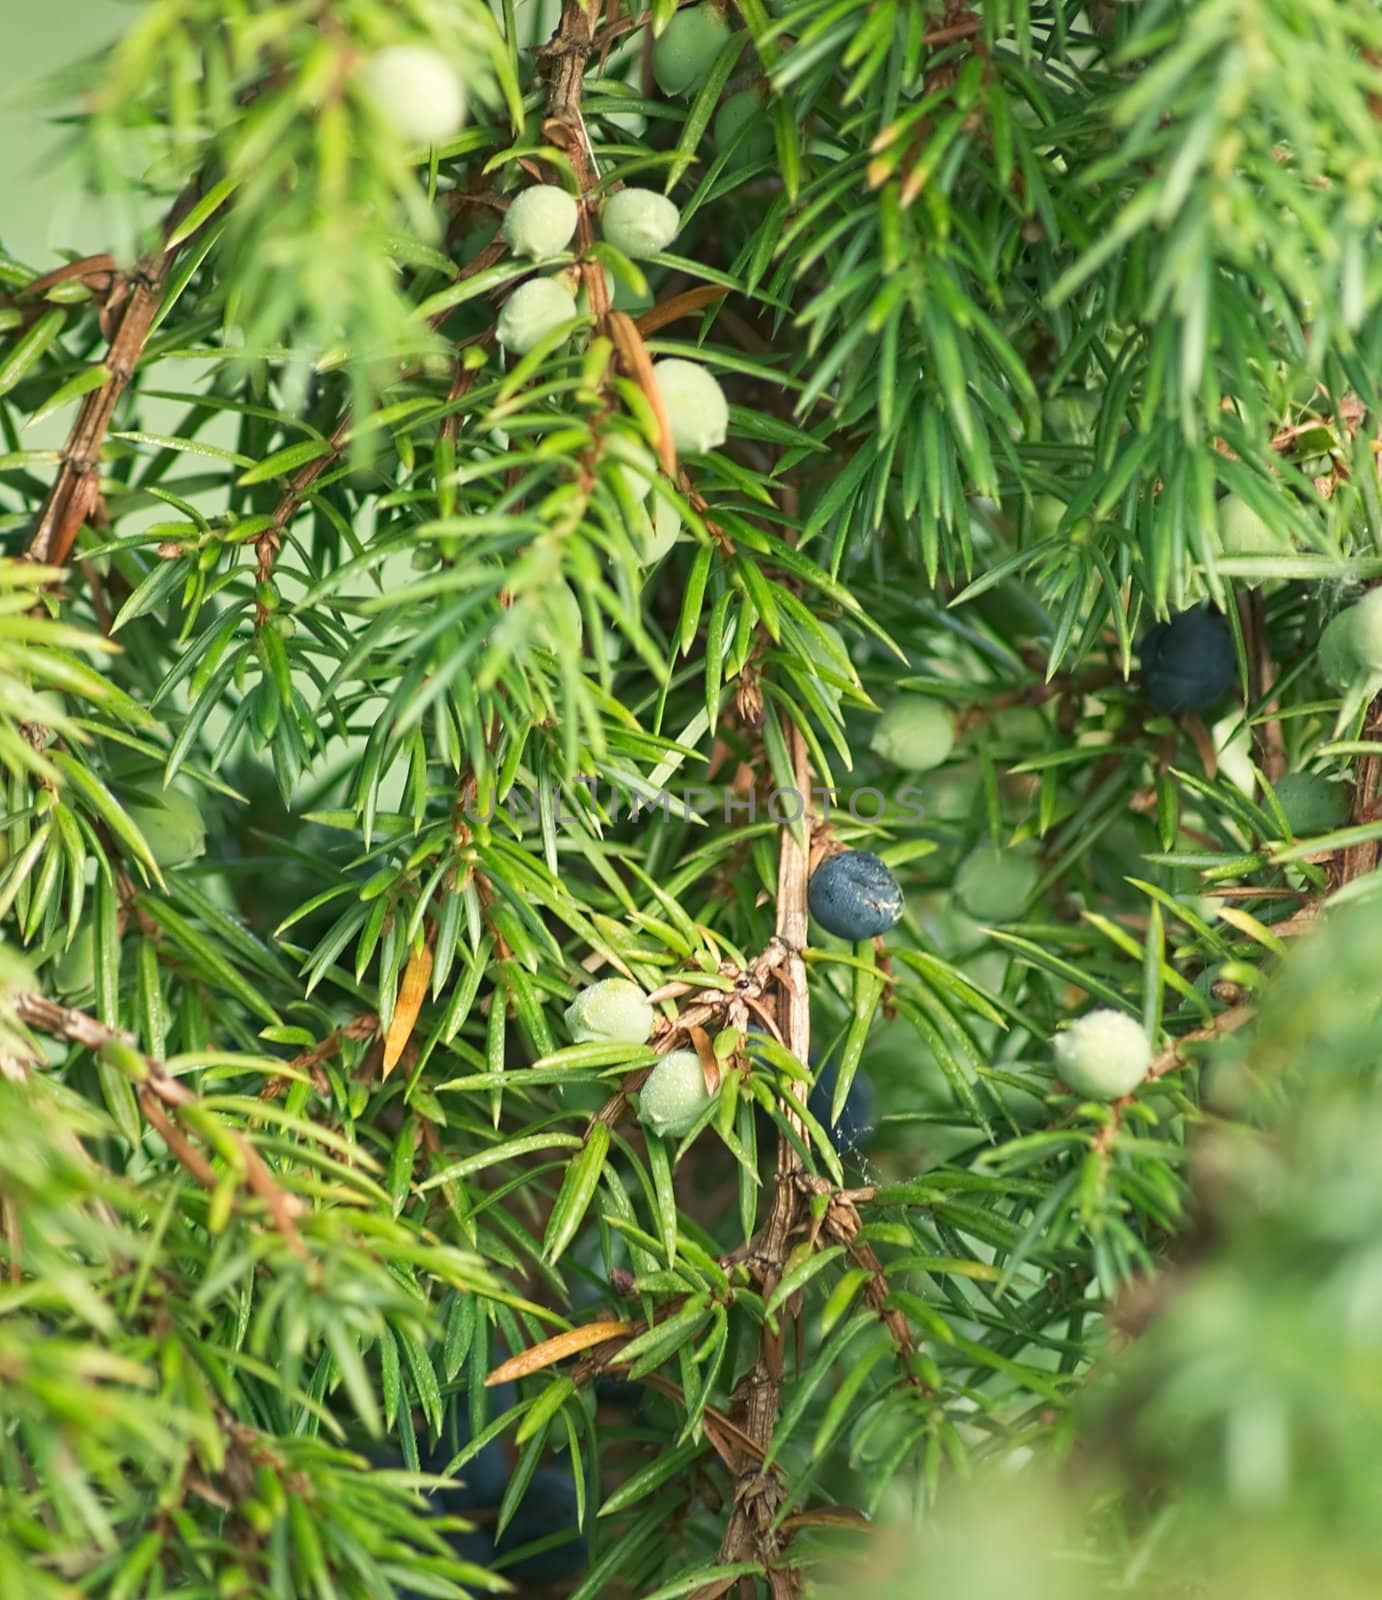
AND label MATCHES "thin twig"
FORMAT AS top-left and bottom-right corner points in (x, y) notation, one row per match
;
(253, 255), (504, 607)
(712, 722), (812, 1599)
(257, 1012), (378, 1100)
(16, 992), (306, 1253)
(1334, 693), (1382, 889)
(253, 411), (353, 624)
(1237, 588), (1287, 785)
(25, 178), (206, 568)
(1145, 1003), (1256, 1081)
(0, 252), (121, 329)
